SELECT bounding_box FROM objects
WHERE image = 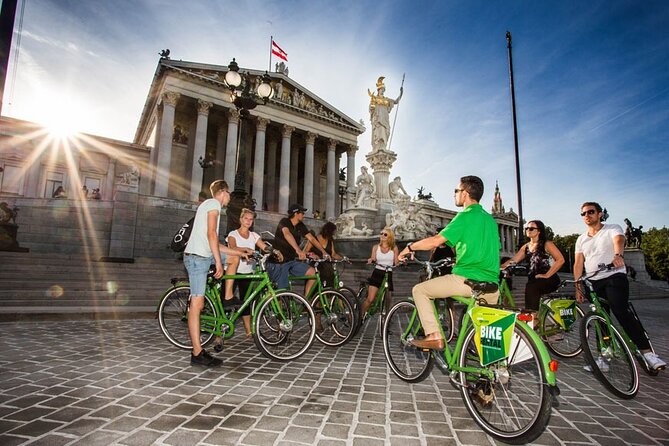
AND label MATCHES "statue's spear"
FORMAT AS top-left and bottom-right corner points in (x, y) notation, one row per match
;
(387, 73), (405, 152)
